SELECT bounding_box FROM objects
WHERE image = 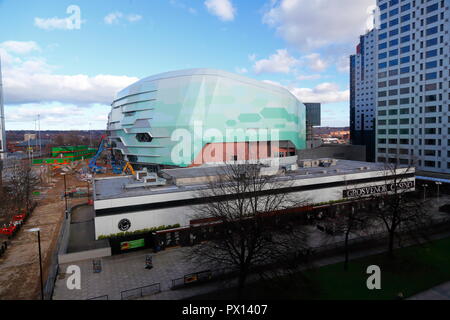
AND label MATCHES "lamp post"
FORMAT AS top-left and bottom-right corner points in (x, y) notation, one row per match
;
(423, 184), (429, 201)
(61, 173), (68, 219)
(435, 181), (443, 202)
(27, 228), (43, 300)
